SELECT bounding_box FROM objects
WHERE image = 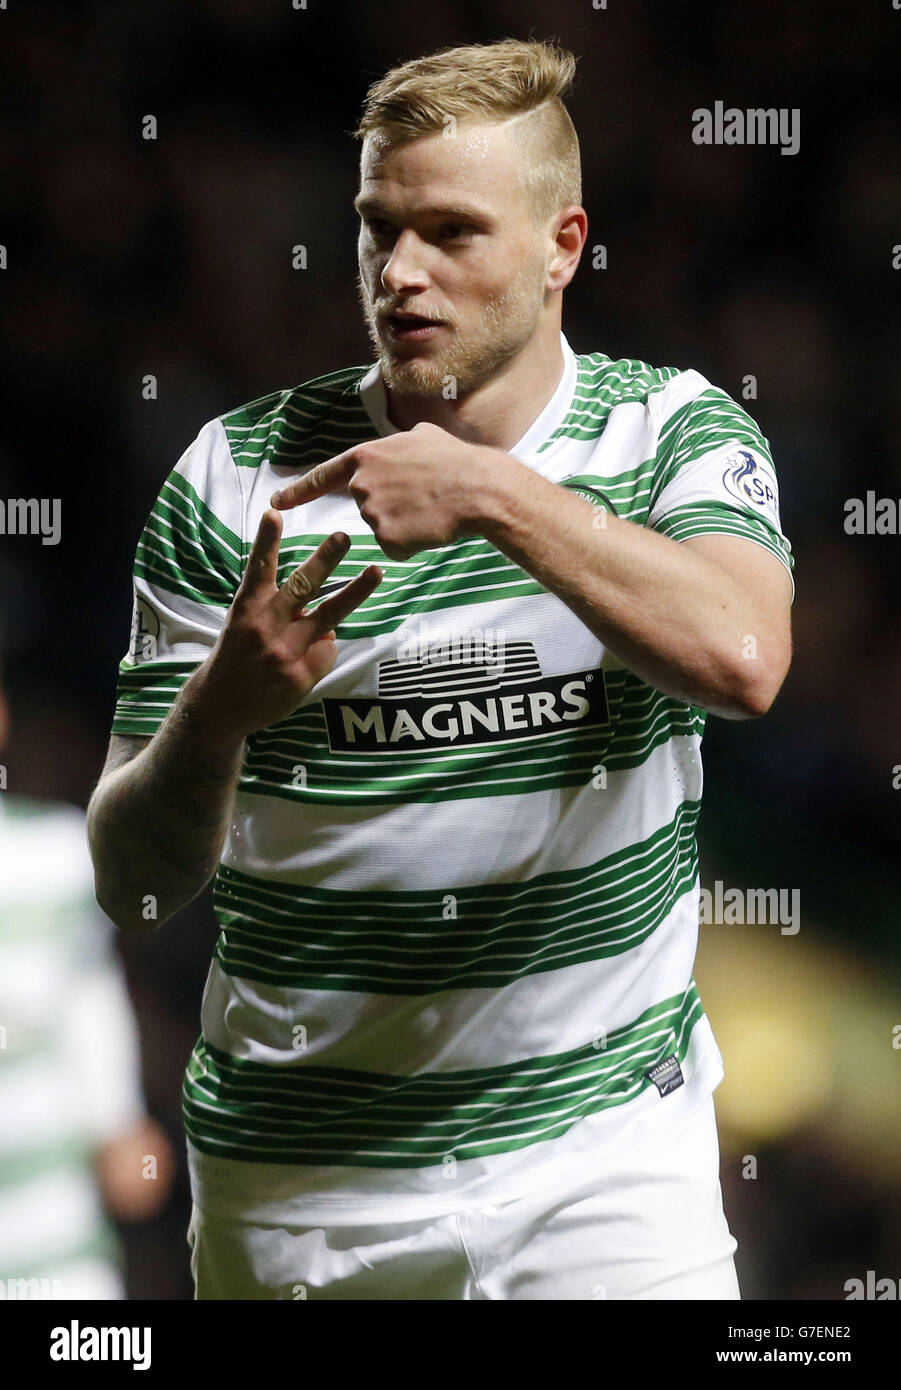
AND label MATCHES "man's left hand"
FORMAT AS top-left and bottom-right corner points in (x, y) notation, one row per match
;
(270, 421), (503, 560)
